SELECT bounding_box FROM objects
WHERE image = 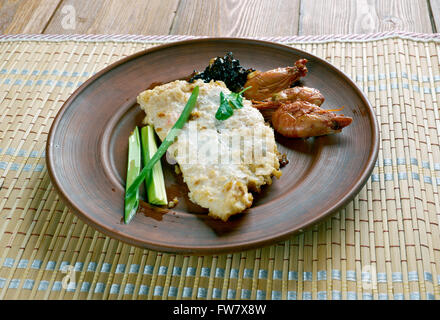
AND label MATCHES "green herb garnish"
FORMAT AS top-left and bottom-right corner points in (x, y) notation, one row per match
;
(215, 86), (252, 120)
(124, 86), (199, 224)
